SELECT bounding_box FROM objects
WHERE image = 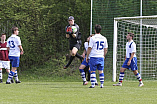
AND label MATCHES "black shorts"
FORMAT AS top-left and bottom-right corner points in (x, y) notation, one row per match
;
(69, 40), (82, 50)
